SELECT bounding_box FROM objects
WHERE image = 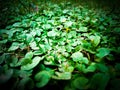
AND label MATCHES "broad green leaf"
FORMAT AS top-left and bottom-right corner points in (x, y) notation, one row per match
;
(96, 48), (110, 58)
(60, 16), (66, 22)
(36, 29), (41, 36)
(66, 45), (73, 52)
(19, 43), (27, 50)
(20, 58), (32, 66)
(77, 26), (88, 32)
(64, 21), (73, 27)
(0, 39), (7, 44)
(72, 77), (89, 89)
(90, 73), (110, 90)
(0, 54), (6, 64)
(52, 72), (71, 80)
(42, 24), (52, 30)
(12, 22), (21, 27)
(82, 57), (89, 64)
(84, 63), (96, 73)
(96, 63), (108, 73)
(21, 56), (43, 70)
(47, 30), (58, 37)
(26, 34), (34, 43)
(34, 71), (51, 88)
(30, 21), (37, 28)
(68, 31), (77, 38)
(8, 42), (20, 51)
(10, 56), (19, 67)
(30, 42), (39, 50)
(25, 51), (33, 59)
(89, 35), (101, 47)
(84, 16), (90, 22)
(76, 64), (86, 72)
(71, 52), (83, 61)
